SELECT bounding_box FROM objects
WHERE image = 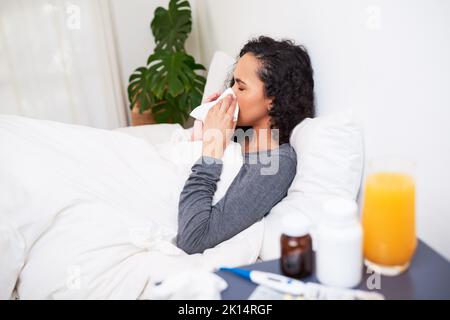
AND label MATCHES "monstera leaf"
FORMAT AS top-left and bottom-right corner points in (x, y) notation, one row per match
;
(127, 67), (155, 113)
(147, 50), (206, 124)
(151, 79), (205, 124)
(151, 0), (192, 52)
(127, 50), (206, 123)
(147, 50), (205, 98)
